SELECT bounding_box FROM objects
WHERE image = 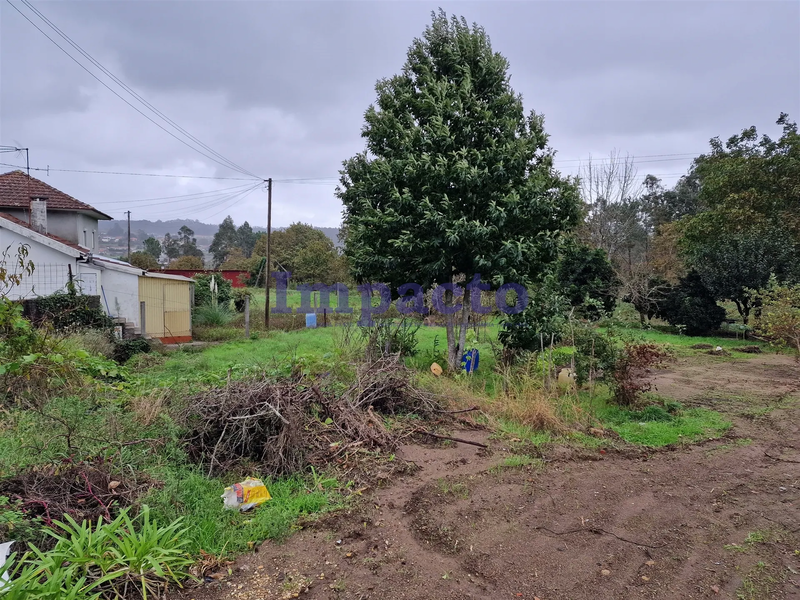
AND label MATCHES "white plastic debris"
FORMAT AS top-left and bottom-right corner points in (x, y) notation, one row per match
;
(715, 346), (723, 352)
(0, 541), (14, 587)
